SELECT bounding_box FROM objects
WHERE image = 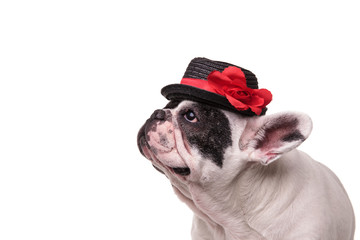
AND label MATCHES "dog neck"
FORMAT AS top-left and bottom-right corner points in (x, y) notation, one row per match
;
(173, 150), (309, 239)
